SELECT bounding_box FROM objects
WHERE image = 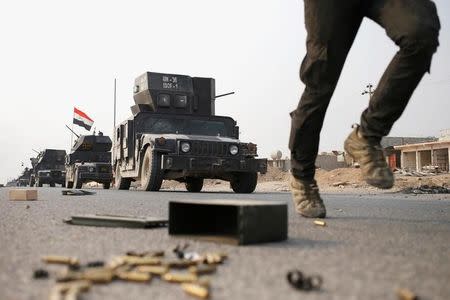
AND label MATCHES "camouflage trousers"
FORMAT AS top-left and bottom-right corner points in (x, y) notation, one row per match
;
(289, 0), (440, 180)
